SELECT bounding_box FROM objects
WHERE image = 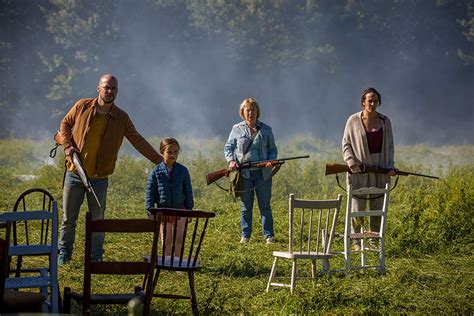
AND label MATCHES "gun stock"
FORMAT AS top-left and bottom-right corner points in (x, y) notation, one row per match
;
(206, 168), (229, 185)
(325, 163), (351, 175)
